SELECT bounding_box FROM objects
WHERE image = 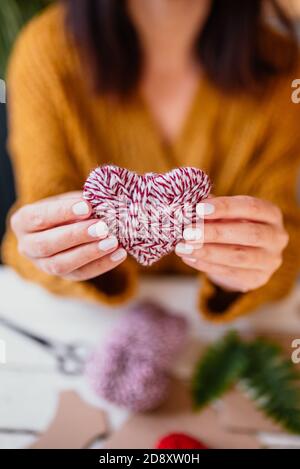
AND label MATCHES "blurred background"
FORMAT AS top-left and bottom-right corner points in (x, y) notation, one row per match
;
(0, 0), (51, 75)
